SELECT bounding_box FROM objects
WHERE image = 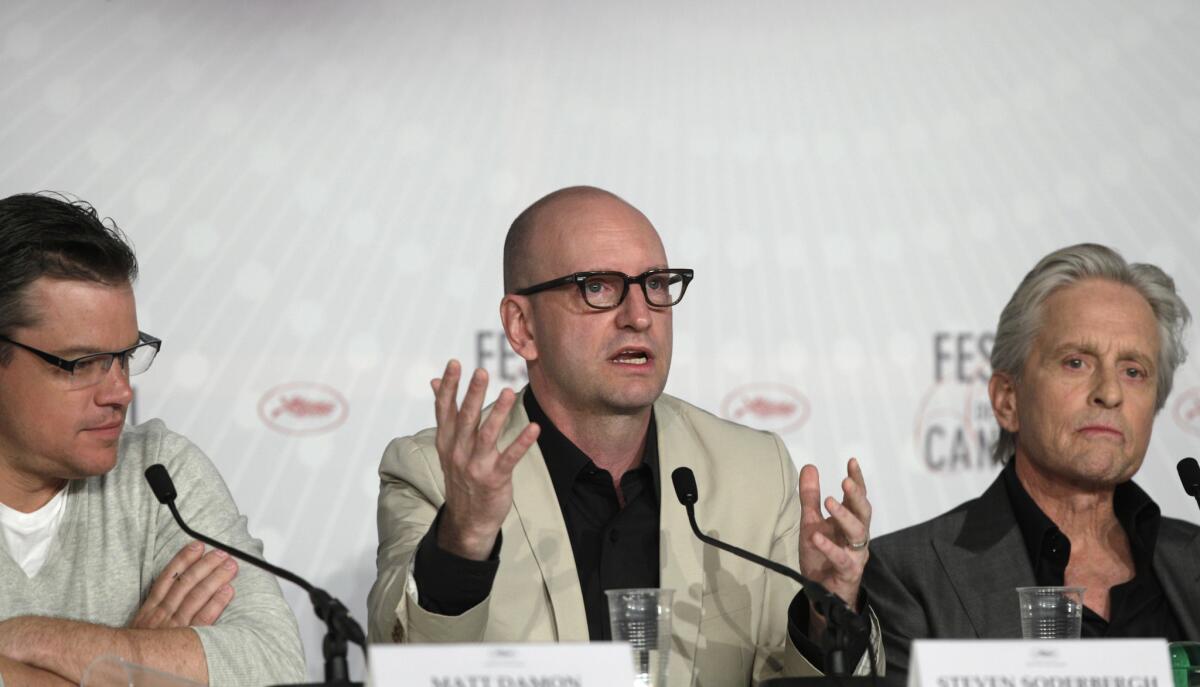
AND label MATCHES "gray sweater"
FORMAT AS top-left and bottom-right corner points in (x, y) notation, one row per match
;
(0, 420), (306, 686)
